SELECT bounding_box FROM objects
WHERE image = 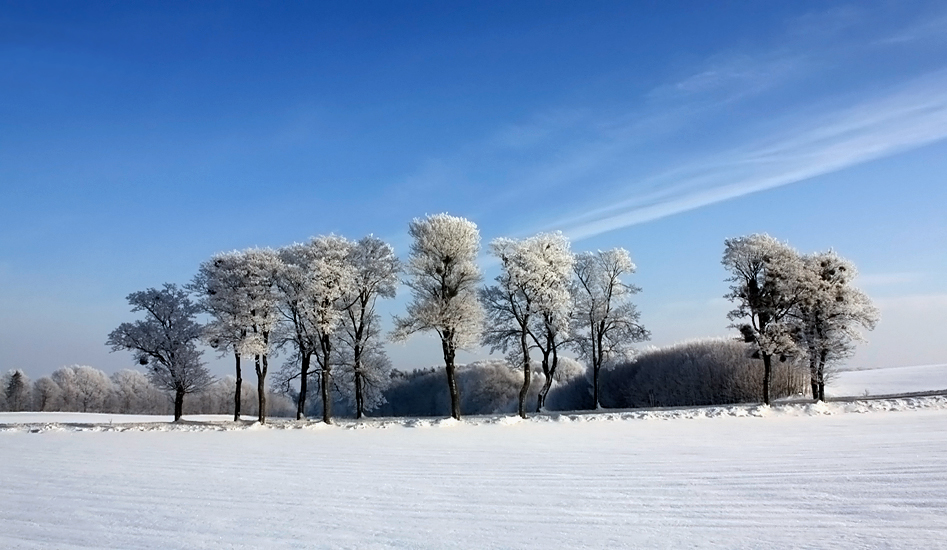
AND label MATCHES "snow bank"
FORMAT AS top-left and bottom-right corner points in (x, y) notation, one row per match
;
(3, 396), (946, 434)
